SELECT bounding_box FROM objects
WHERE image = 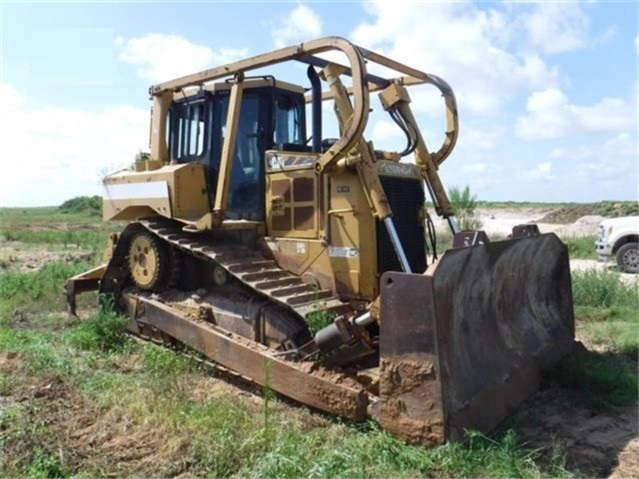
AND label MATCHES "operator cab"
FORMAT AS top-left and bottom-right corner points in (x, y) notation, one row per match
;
(167, 78), (308, 220)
